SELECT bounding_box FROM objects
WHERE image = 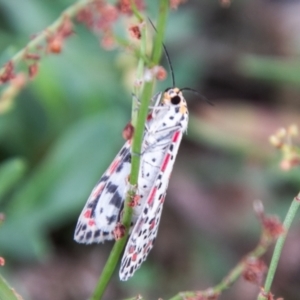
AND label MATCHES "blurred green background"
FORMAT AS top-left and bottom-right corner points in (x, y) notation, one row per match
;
(0, 0), (300, 299)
